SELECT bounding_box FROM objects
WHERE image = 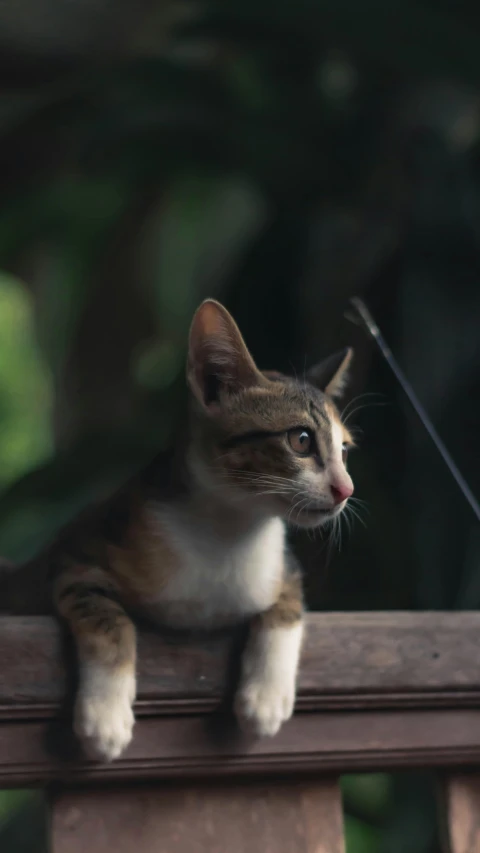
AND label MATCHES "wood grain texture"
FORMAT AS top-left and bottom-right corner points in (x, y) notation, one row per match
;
(2, 611), (480, 720)
(3, 708), (480, 787)
(442, 774), (480, 853)
(51, 778), (344, 853)
(2, 612), (480, 787)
